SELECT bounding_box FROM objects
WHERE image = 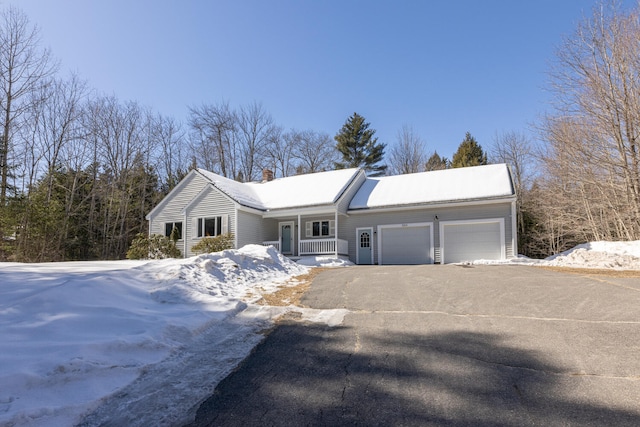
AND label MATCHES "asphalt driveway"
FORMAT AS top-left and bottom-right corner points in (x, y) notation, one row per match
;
(188, 265), (640, 426)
